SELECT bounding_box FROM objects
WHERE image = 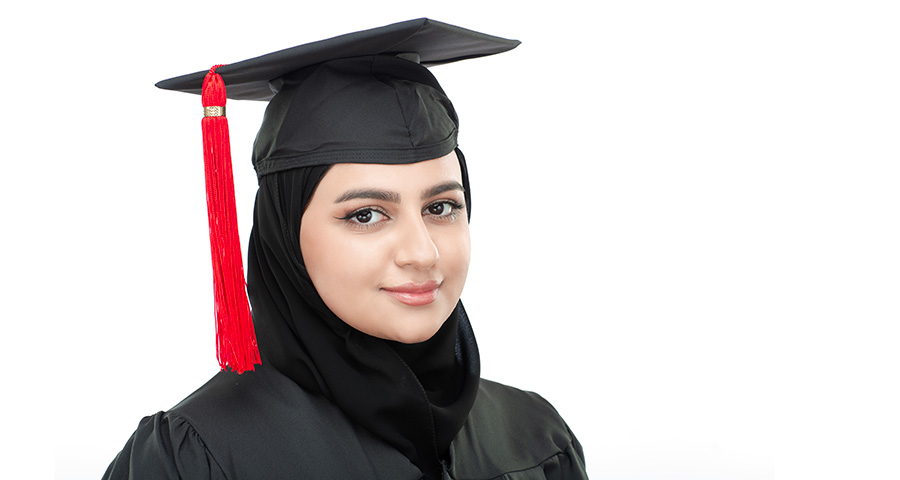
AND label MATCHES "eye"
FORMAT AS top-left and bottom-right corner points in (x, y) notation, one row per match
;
(424, 201), (464, 219)
(338, 207), (389, 229)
